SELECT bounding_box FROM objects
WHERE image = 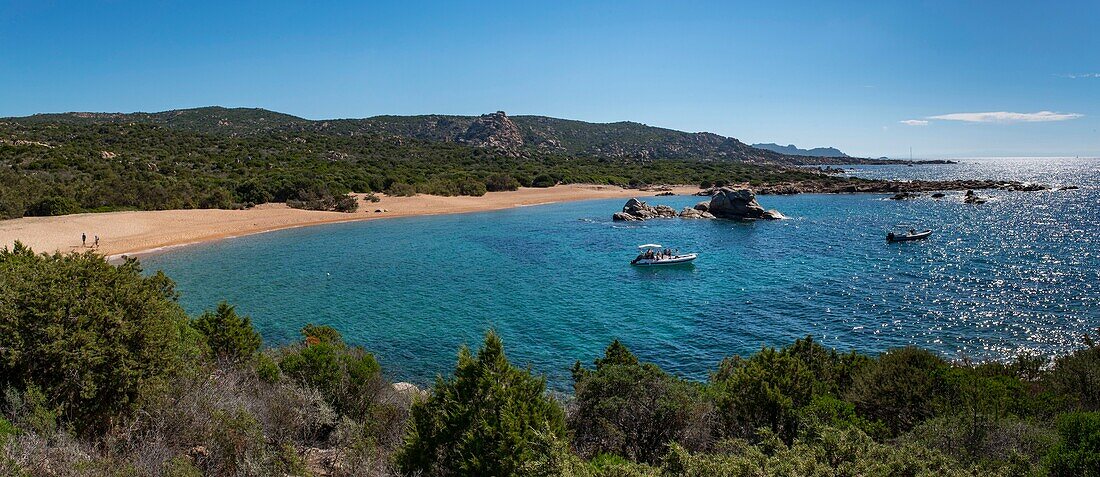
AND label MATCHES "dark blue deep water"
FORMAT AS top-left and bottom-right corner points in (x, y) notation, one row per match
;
(141, 157), (1100, 388)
